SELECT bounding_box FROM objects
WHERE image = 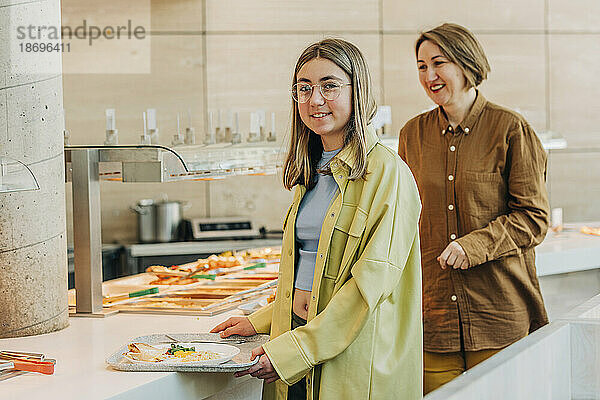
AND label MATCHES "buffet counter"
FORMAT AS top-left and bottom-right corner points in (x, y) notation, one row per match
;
(425, 294), (600, 400)
(0, 311), (262, 400)
(424, 226), (600, 399)
(536, 225), (600, 319)
(2, 228), (599, 399)
(536, 225), (600, 276)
